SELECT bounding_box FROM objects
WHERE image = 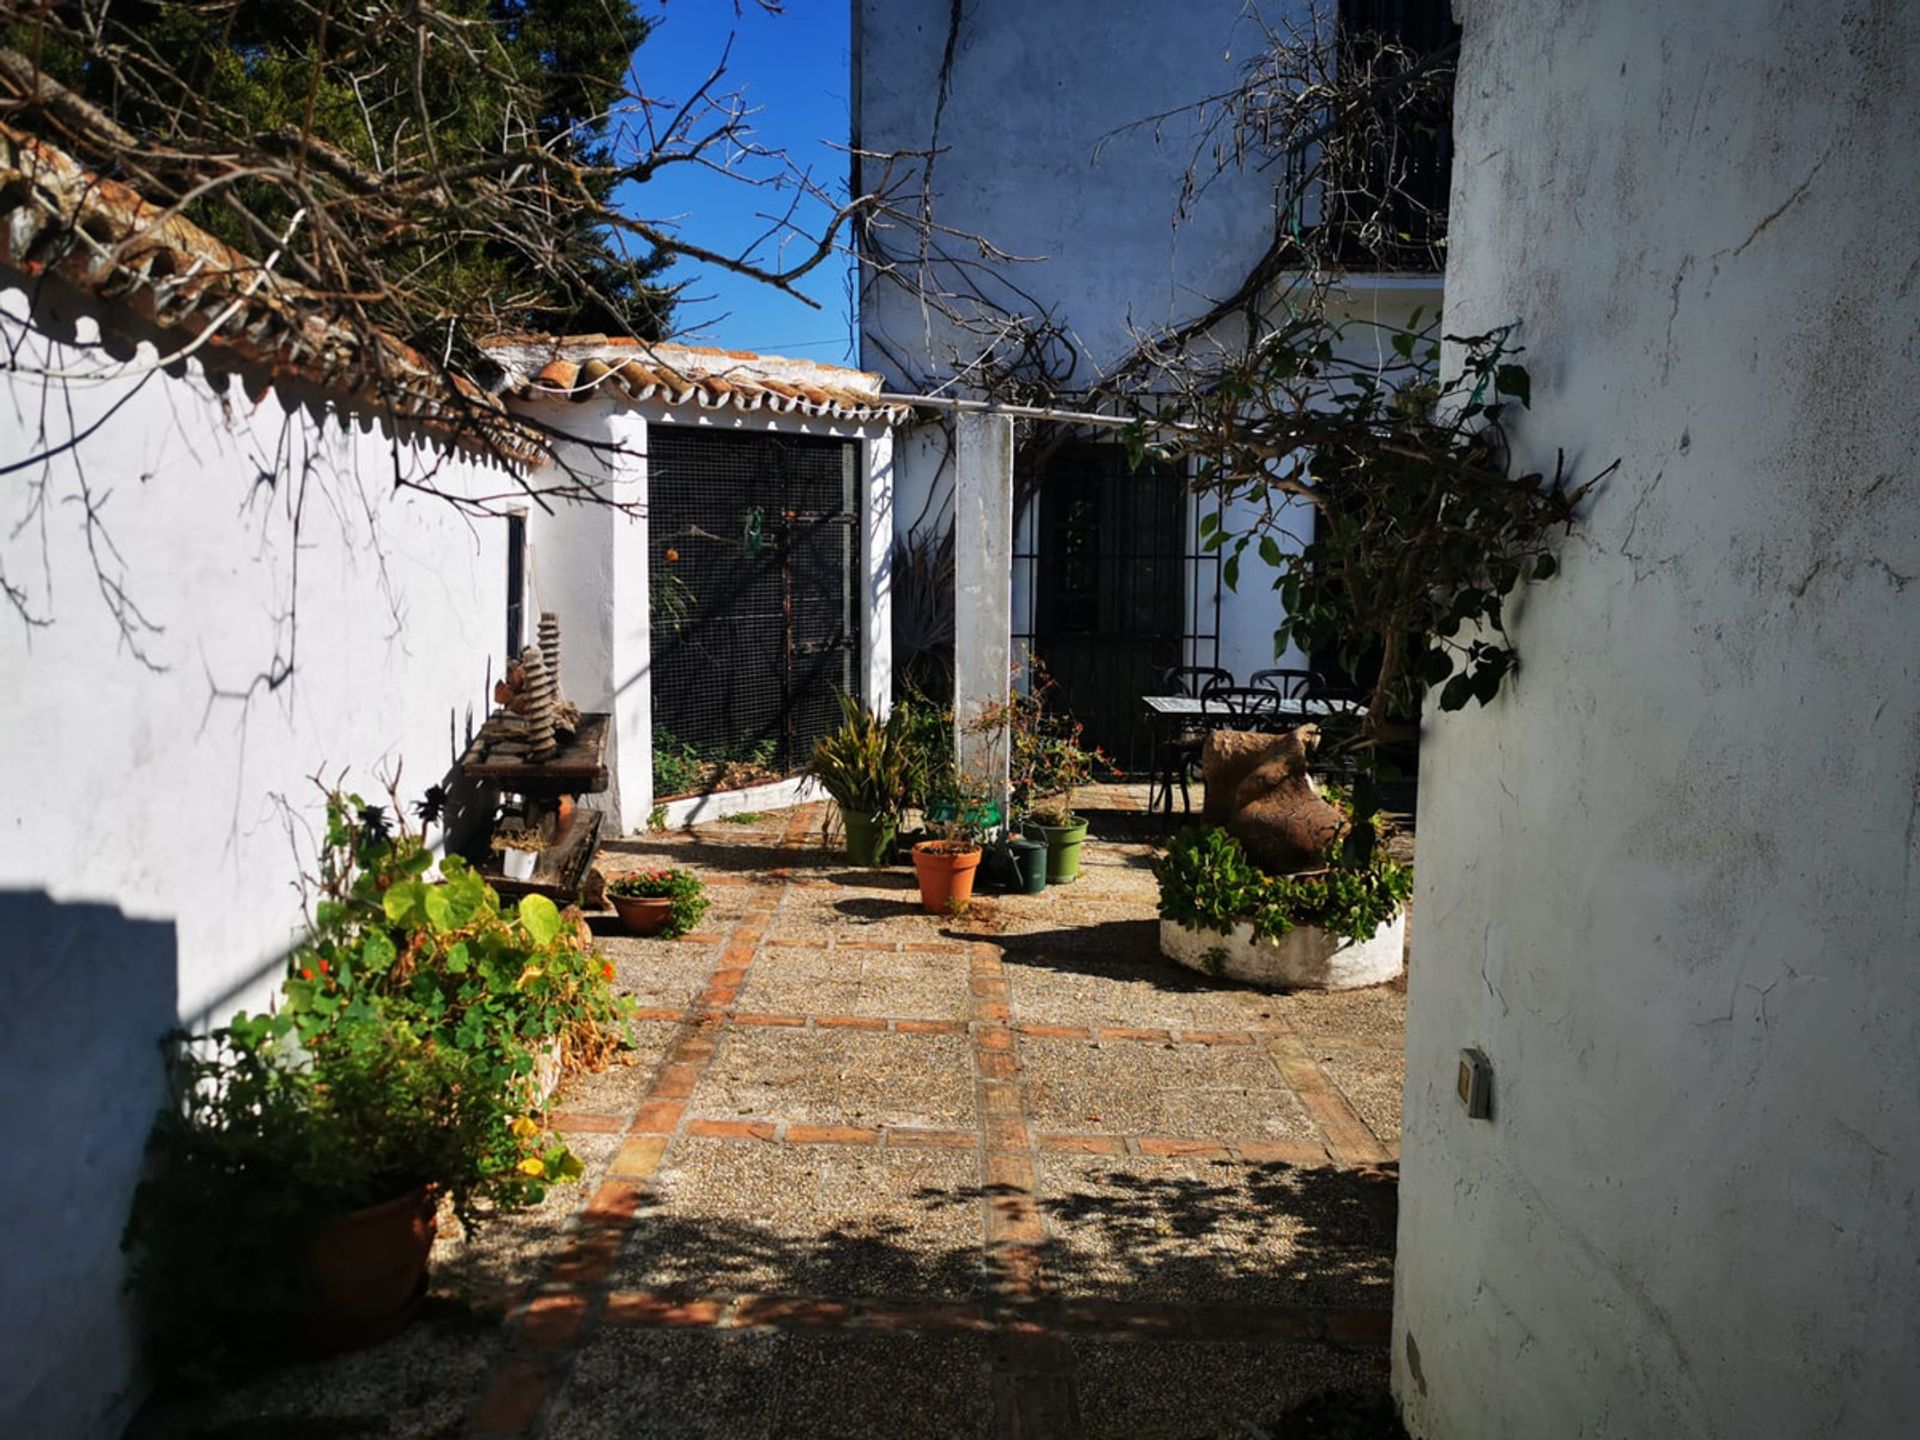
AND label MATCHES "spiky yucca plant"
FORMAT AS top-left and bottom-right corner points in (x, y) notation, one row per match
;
(807, 693), (912, 819)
